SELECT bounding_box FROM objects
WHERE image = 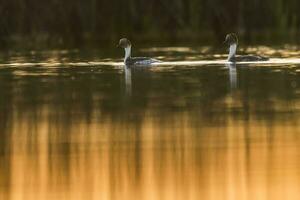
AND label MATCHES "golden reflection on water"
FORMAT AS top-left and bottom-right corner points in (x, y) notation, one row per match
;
(2, 48), (300, 200)
(1, 105), (300, 200)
